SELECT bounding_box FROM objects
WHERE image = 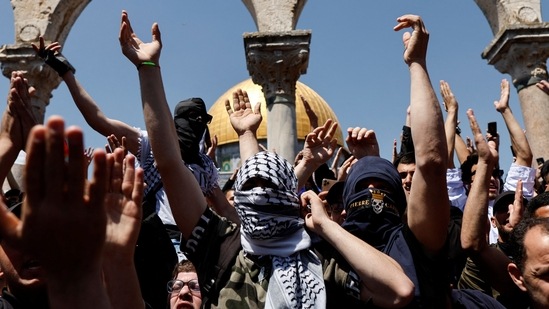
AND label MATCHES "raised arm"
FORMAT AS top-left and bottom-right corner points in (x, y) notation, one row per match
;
(295, 119), (338, 190)
(33, 37), (141, 154)
(119, 11), (205, 239)
(102, 149), (146, 309)
(454, 132), (471, 165)
(303, 191), (414, 308)
(301, 95), (319, 130)
(494, 79), (532, 167)
(394, 15), (449, 253)
(461, 109), (498, 252)
(440, 80), (459, 168)
(0, 73), (31, 184)
(460, 109), (519, 295)
(225, 89), (262, 162)
(0, 117), (111, 309)
(345, 127), (380, 160)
